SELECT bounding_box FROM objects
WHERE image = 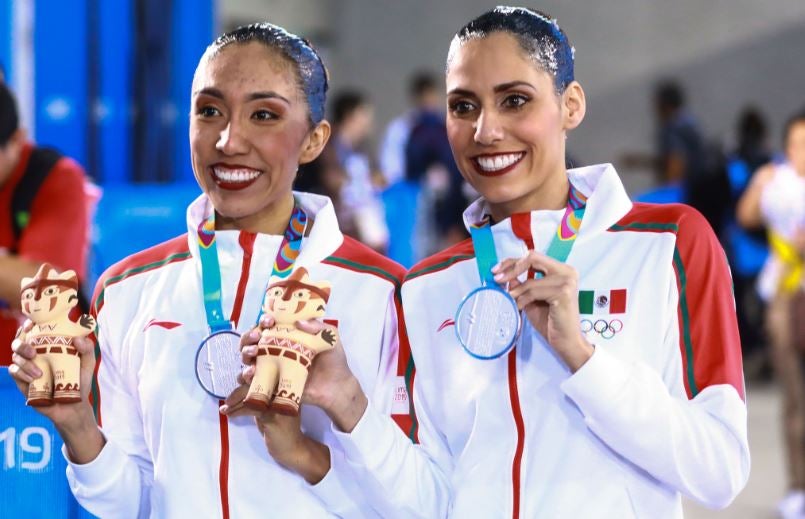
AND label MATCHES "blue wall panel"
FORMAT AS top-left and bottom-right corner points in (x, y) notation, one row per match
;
(33, 0), (88, 166)
(170, 0), (214, 183)
(0, 0), (11, 82)
(96, 0), (132, 184)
